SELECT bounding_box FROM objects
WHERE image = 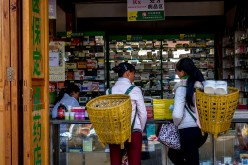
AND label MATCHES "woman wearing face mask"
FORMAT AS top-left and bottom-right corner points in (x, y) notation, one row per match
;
(106, 62), (147, 165)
